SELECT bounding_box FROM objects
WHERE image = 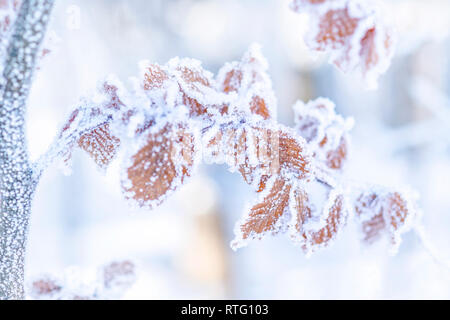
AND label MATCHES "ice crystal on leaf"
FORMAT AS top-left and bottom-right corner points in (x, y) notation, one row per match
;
(43, 44), (417, 256)
(290, 0), (395, 88)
